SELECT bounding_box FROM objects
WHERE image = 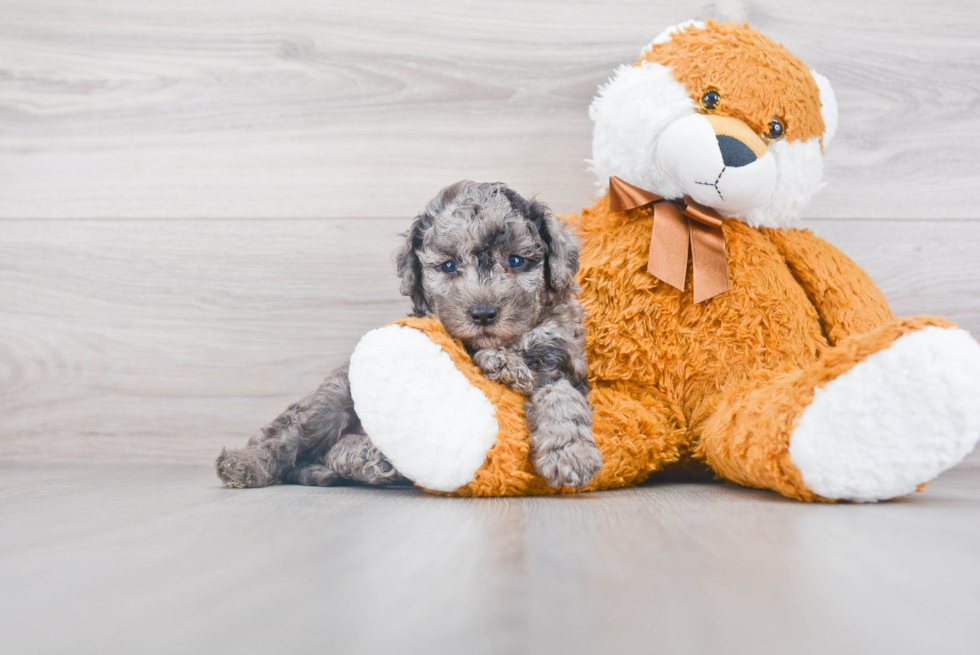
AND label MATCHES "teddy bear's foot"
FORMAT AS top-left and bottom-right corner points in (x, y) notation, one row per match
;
(701, 318), (980, 502)
(789, 326), (980, 502)
(348, 324), (500, 492)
